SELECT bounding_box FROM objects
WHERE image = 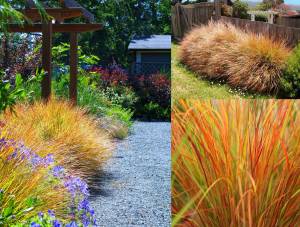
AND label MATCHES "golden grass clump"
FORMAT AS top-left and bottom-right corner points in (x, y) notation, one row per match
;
(1, 99), (113, 184)
(172, 100), (300, 226)
(179, 22), (290, 93)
